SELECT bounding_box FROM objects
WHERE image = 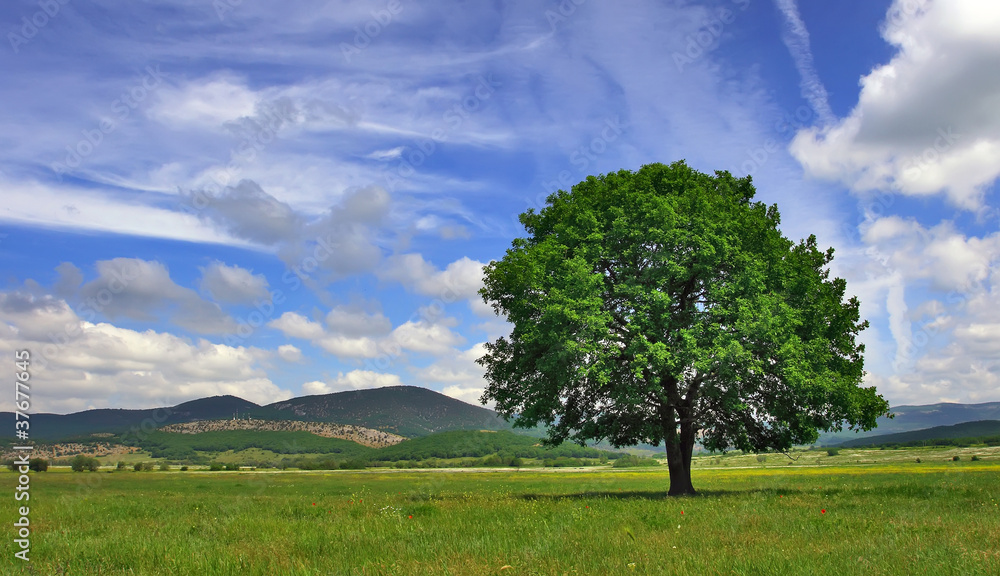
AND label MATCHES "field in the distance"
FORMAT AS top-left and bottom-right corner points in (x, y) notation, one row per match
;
(3, 455), (999, 575)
